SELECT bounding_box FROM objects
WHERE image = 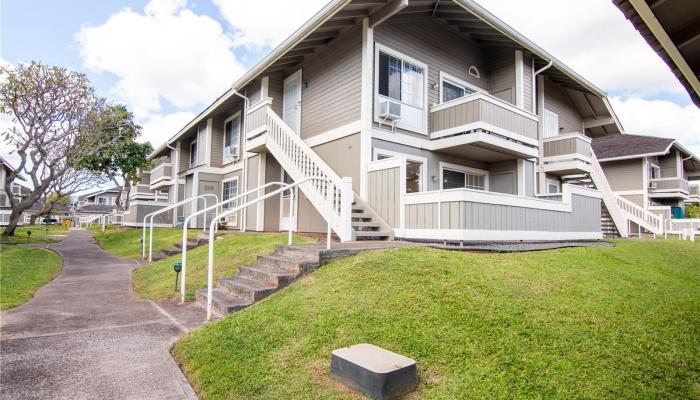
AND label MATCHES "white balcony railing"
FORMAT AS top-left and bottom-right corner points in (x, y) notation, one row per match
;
(649, 177), (689, 194)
